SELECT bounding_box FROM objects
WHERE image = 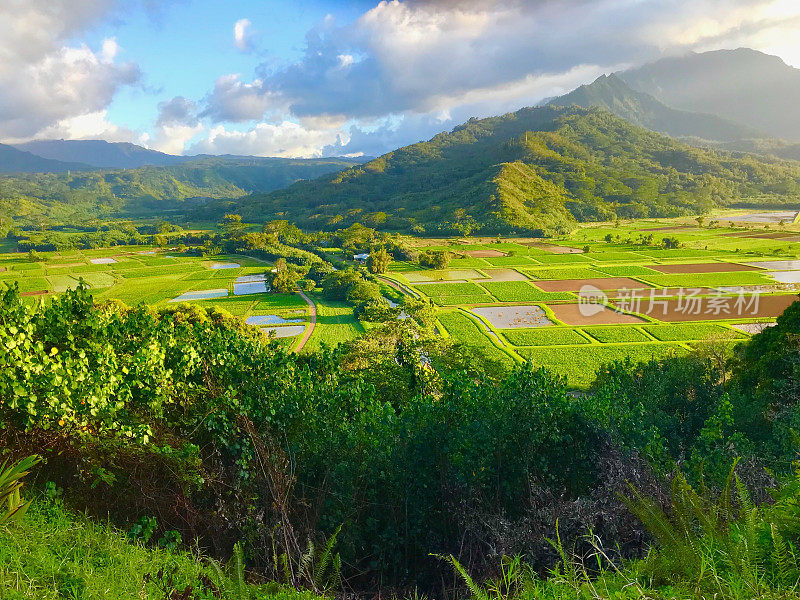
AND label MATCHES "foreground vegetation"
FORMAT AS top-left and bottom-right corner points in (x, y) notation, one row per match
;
(3, 277), (800, 597)
(0, 494), (326, 600)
